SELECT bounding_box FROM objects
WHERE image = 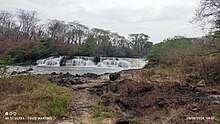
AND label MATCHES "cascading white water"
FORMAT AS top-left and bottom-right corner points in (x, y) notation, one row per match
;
(36, 56), (146, 69)
(36, 56), (63, 66)
(65, 57), (95, 67)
